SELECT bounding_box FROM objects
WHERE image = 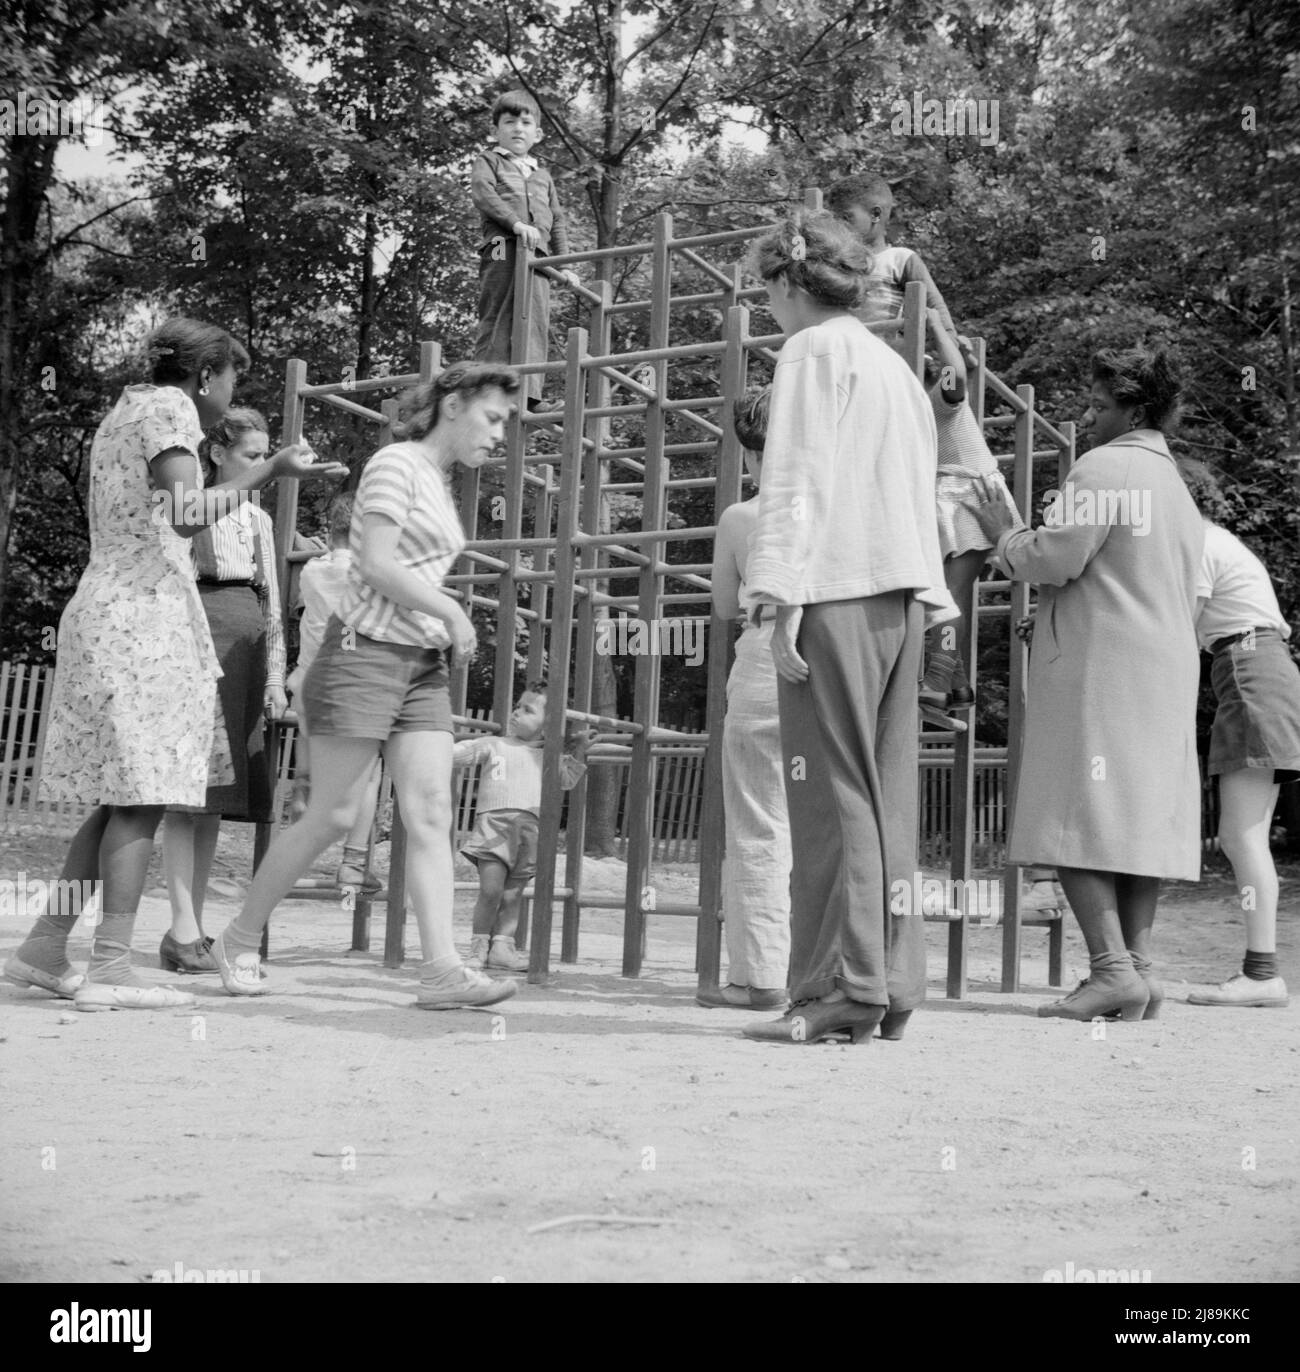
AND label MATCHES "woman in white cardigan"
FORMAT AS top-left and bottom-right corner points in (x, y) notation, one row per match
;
(741, 210), (957, 1046)
(973, 348), (1204, 1021)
